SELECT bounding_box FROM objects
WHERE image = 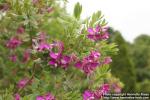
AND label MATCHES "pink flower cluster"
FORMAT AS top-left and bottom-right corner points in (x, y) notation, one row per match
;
(6, 37), (22, 49)
(75, 51), (112, 75)
(6, 25), (25, 49)
(9, 54), (17, 62)
(36, 93), (55, 100)
(34, 33), (71, 69)
(75, 51), (101, 74)
(87, 25), (109, 41)
(49, 42), (71, 69)
(83, 84), (110, 100)
(14, 93), (20, 100)
(17, 78), (30, 89)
